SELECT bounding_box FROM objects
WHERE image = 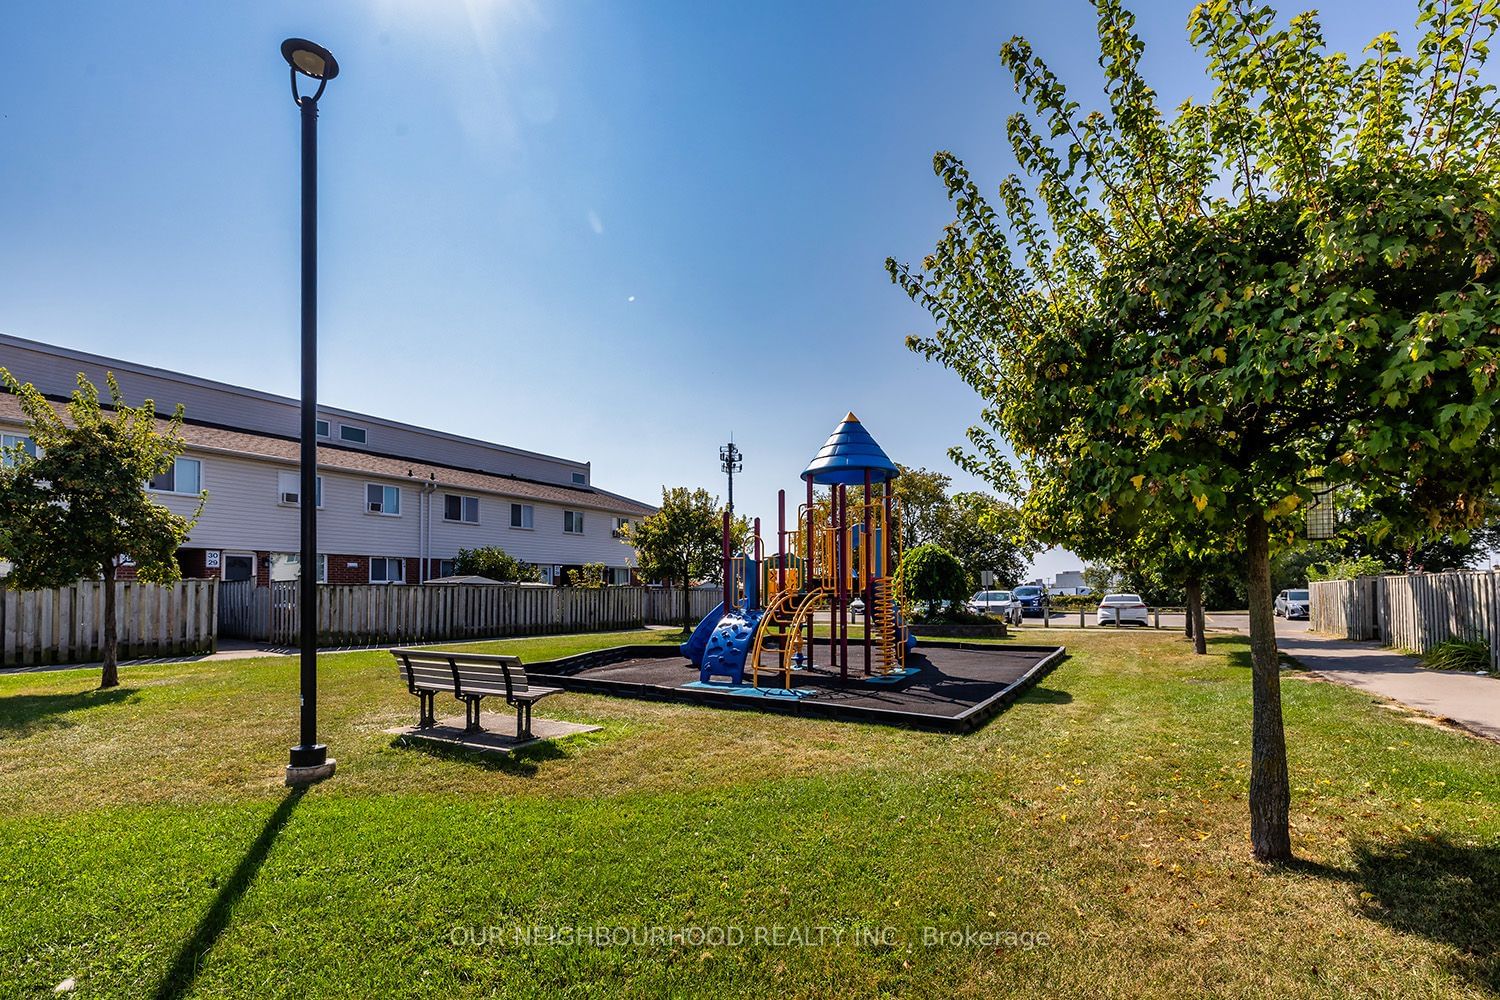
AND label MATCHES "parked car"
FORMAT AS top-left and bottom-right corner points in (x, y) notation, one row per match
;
(968, 590), (1021, 624)
(849, 597), (866, 617)
(1275, 589), (1310, 619)
(1012, 585), (1050, 618)
(1095, 593), (1150, 626)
